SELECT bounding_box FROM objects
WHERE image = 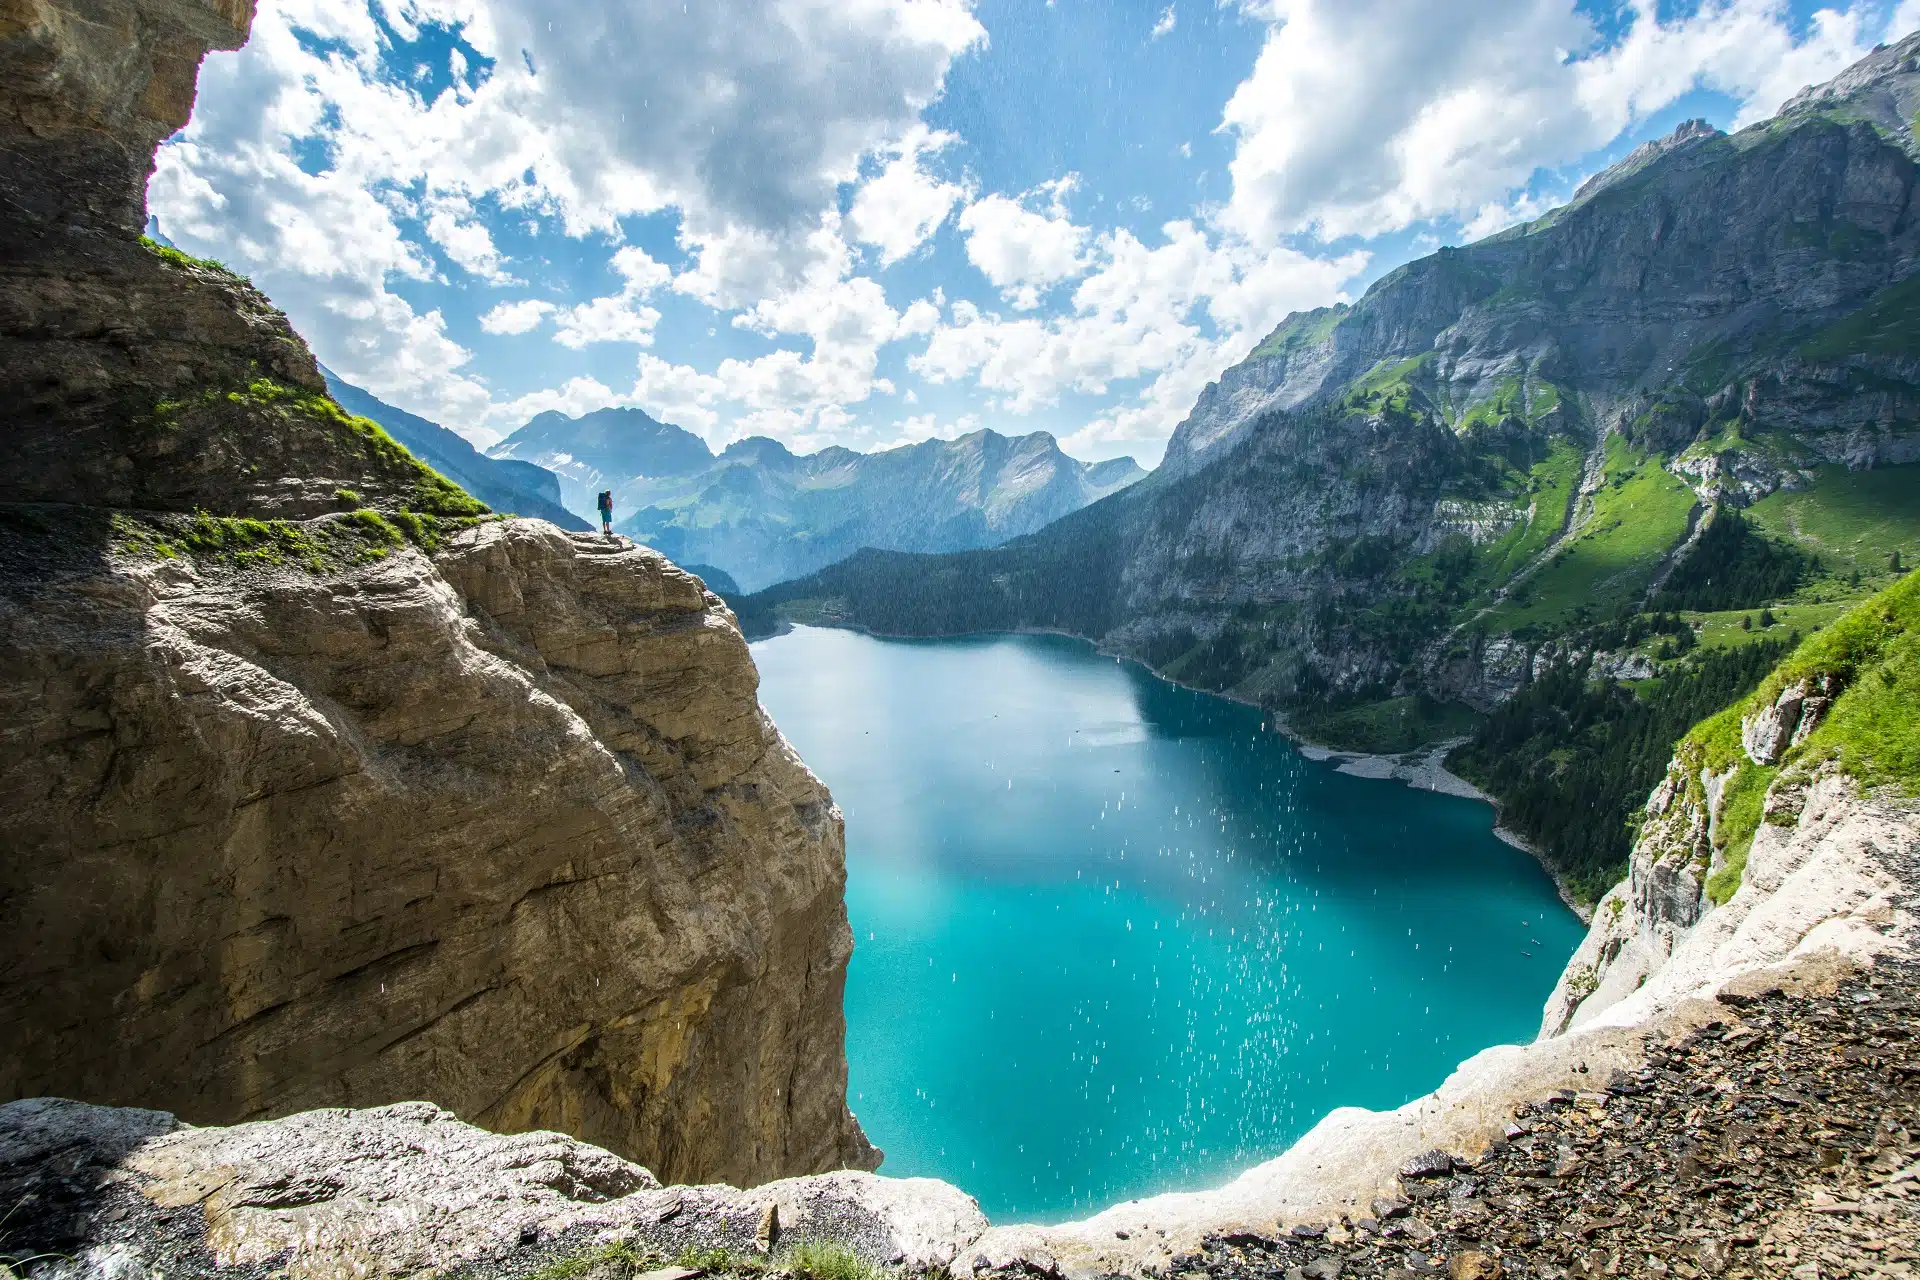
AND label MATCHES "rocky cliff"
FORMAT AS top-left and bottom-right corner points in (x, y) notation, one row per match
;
(0, 0), (874, 1188)
(1542, 569), (1920, 1038)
